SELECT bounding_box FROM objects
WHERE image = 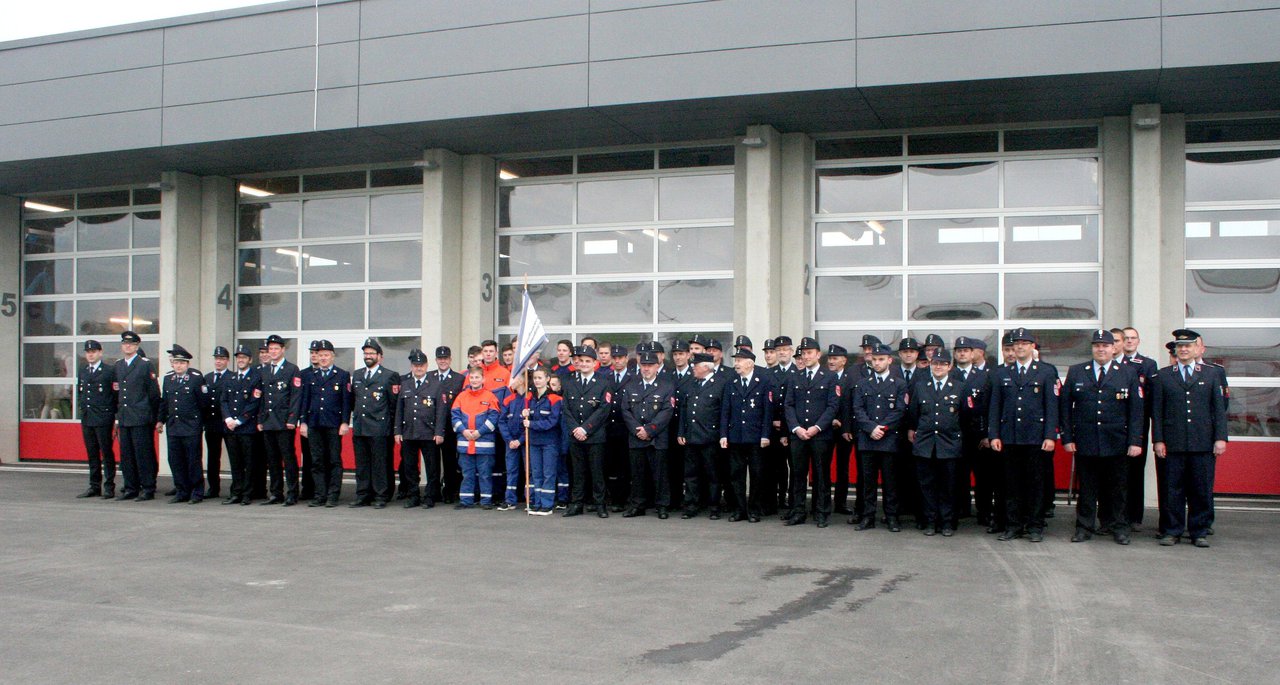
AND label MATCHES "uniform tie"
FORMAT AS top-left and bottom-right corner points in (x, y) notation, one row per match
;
(935, 380), (942, 393)
(1183, 365), (1192, 382)
(1097, 364), (1106, 383)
